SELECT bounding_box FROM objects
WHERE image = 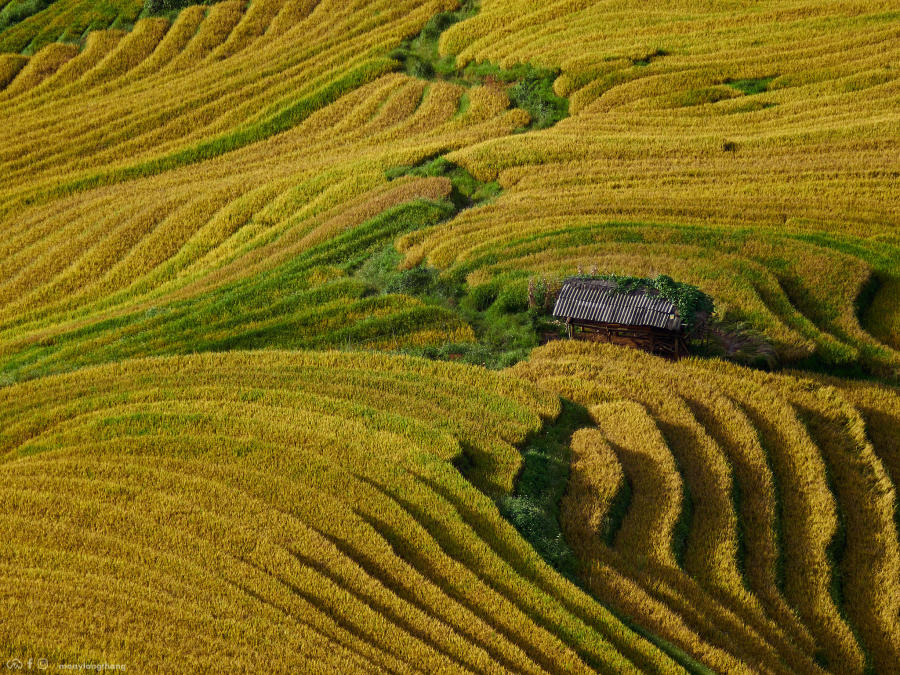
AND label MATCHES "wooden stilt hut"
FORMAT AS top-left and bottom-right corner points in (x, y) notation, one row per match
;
(552, 278), (689, 359)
